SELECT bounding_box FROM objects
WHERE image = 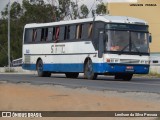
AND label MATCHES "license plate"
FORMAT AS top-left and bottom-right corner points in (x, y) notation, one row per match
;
(126, 66), (134, 72)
